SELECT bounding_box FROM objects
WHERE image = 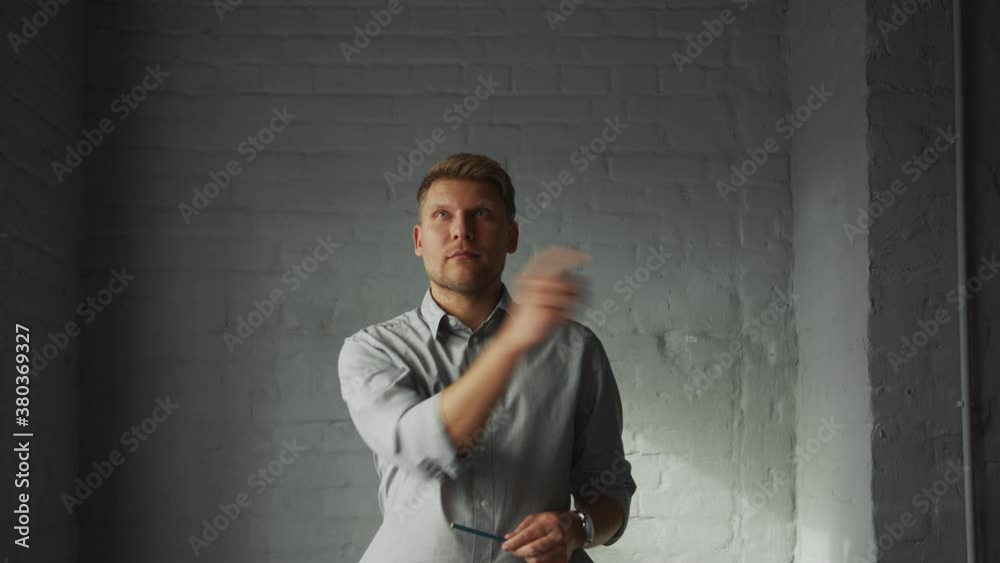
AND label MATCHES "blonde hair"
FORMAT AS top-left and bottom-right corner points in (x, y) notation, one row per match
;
(416, 153), (516, 223)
